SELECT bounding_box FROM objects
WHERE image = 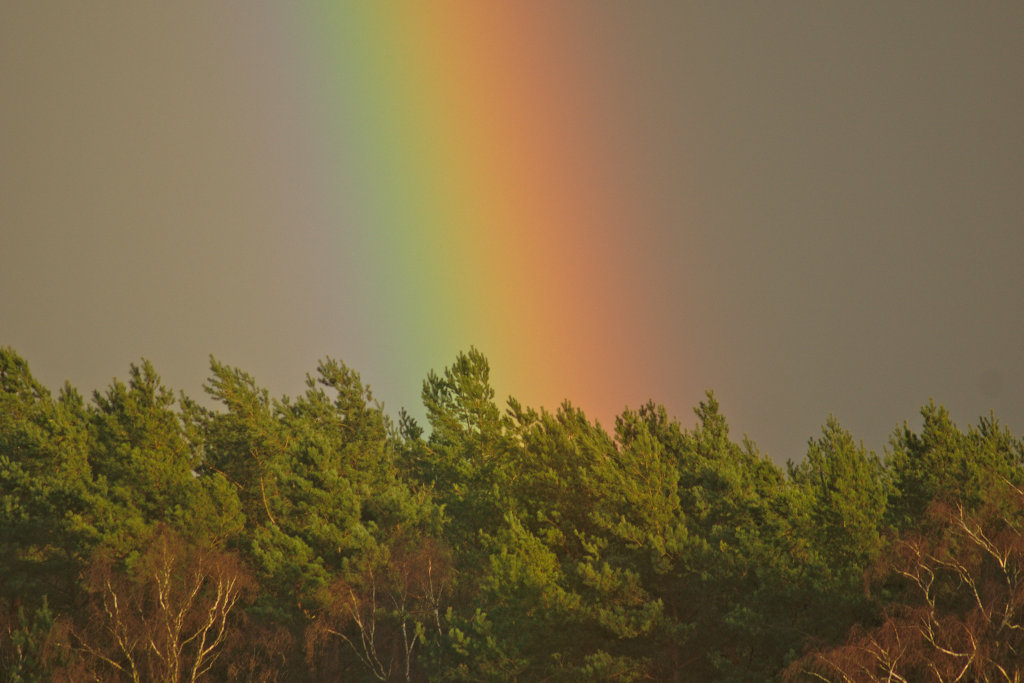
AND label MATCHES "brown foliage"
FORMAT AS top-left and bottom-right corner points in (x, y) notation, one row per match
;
(0, 600), (74, 680)
(788, 482), (1024, 682)
(66, 528), (251, 683)
(213, 618), (295, 683)
(306, 536), (452, 682)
